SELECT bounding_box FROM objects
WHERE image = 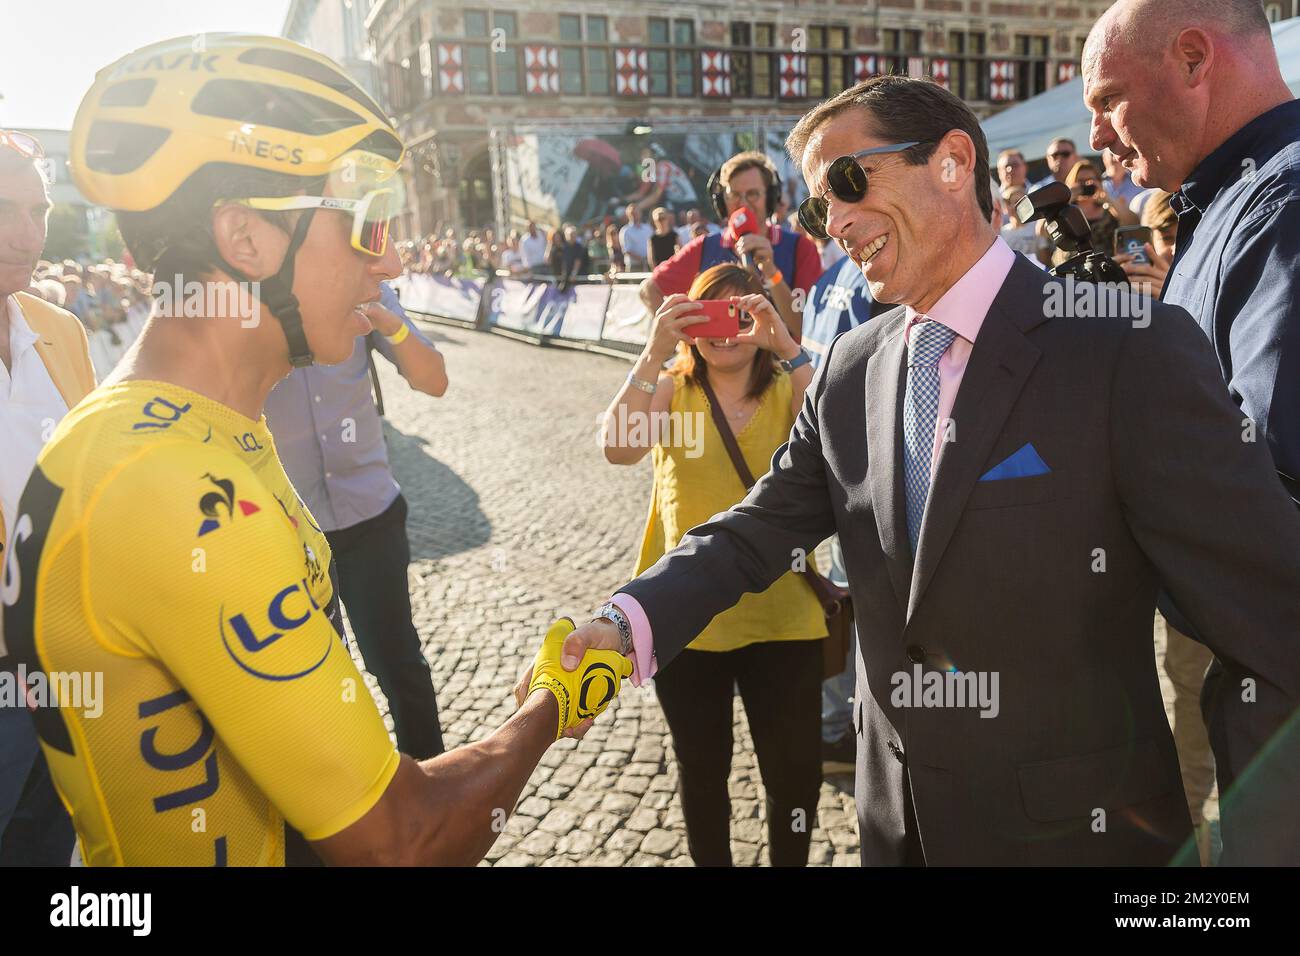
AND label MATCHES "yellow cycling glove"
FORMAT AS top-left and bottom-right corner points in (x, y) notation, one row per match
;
(529, 617), (633, 740)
